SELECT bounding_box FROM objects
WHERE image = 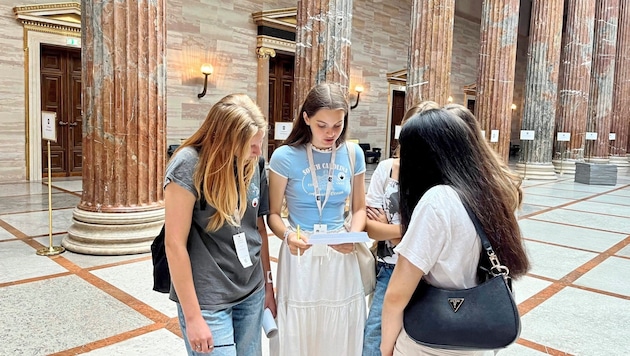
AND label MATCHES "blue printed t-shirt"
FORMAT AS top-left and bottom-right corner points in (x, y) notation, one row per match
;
(269, 142), (365, 231)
